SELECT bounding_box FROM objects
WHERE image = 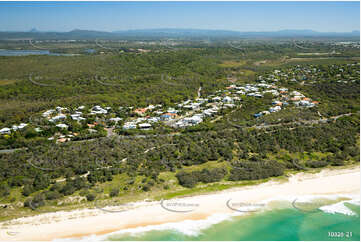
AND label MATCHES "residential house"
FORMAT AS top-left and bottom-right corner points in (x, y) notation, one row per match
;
(49, 114), (67, 122)
(0, 128), (11, 134)
(139, 123), (152, 129)
(134, 108), (147, 116)
(56, 123), (68, 129)
(161, 113), (177, 121)
(123, 122), (136, 130)
(222, 96), (233, 103)
(109, 117), (122, 123)
(269, 106), (281, 113)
